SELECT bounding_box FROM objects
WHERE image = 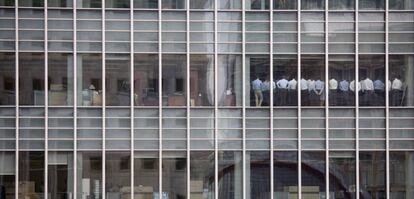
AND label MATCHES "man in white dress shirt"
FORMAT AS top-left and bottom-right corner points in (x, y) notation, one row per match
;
(277, 76), (289, 106)
(288, 78), (298, 106)
(252, 77), (263, 106)
(314, 79), (325, 106)
(307, 79), (316, 105)
(391, 76), (403, 106)
(360, 77), (374, 106)
(329, 78), (338, 106)
(300, 78), (309, 106)
(339, 79), (350, 106)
